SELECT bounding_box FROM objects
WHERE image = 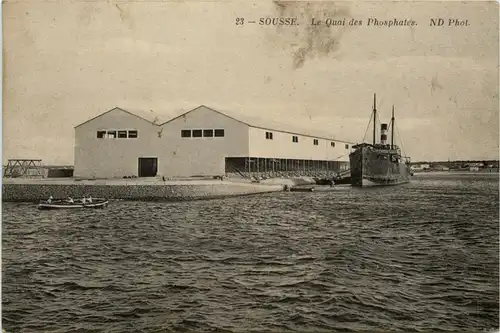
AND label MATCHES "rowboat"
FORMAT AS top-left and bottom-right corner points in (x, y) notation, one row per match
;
(37, 198), (109, 210)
